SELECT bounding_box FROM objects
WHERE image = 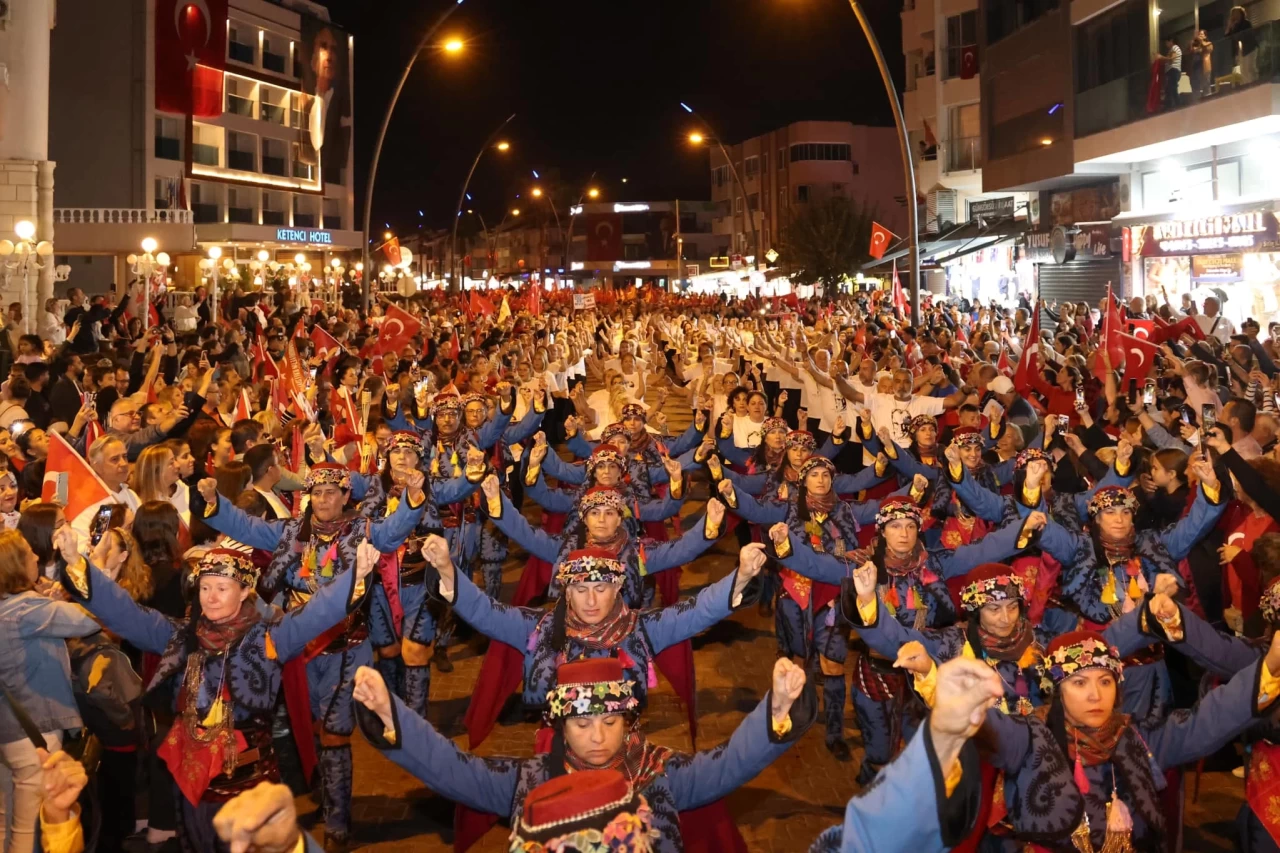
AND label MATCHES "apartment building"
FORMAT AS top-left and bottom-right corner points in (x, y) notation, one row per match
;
(977, 0), (1280, 324)
(49, 0), (357, 294)
(706, 121), (906, 268)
